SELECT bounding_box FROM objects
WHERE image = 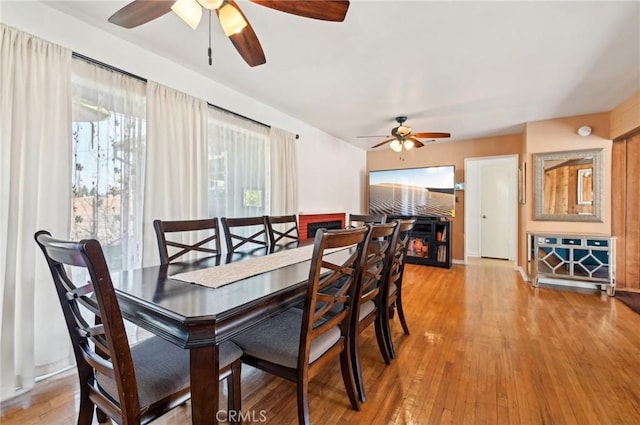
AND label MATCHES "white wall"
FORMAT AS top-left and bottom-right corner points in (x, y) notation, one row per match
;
(1, 0), (366, 215)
